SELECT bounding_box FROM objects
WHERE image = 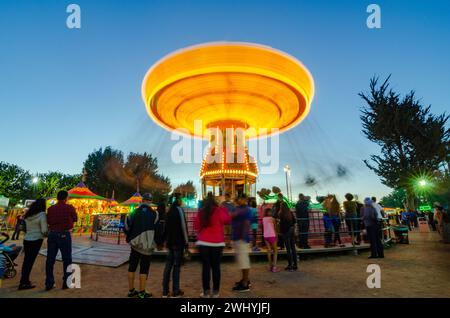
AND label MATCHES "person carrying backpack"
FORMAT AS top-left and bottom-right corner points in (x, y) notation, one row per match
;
(124, 193), (159, 298)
